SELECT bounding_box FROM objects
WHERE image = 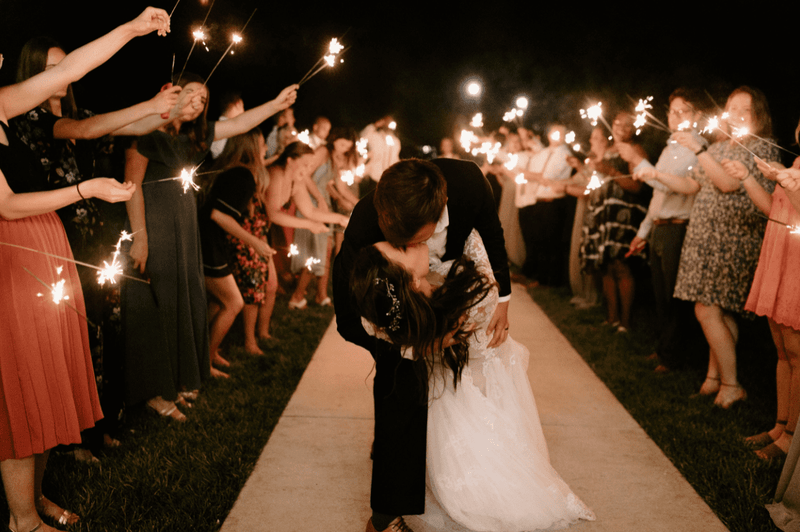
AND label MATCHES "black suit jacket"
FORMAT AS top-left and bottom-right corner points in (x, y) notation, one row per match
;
(333, 157), (510, 353)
